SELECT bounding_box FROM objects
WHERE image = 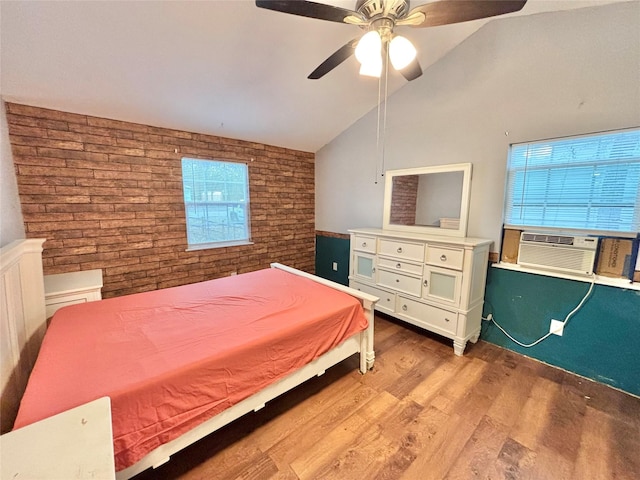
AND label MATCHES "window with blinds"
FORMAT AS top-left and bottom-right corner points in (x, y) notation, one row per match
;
(504, 128), (640, 235)
(181, 158), (251, 249)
